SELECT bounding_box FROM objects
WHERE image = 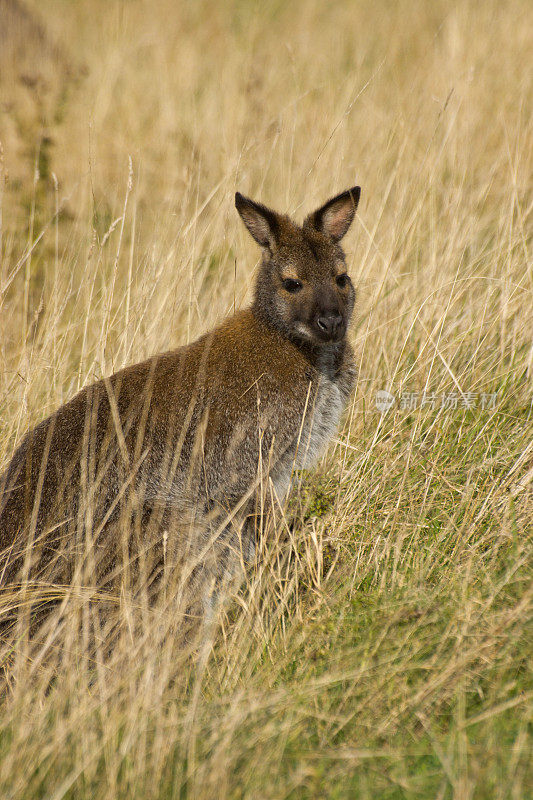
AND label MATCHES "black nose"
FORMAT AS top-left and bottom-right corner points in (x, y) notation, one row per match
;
(315, 312), (343, 338)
